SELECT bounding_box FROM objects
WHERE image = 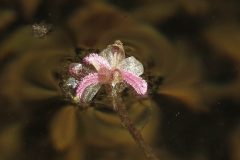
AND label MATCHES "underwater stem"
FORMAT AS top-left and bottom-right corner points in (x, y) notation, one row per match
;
(112, 93), (159, 160)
